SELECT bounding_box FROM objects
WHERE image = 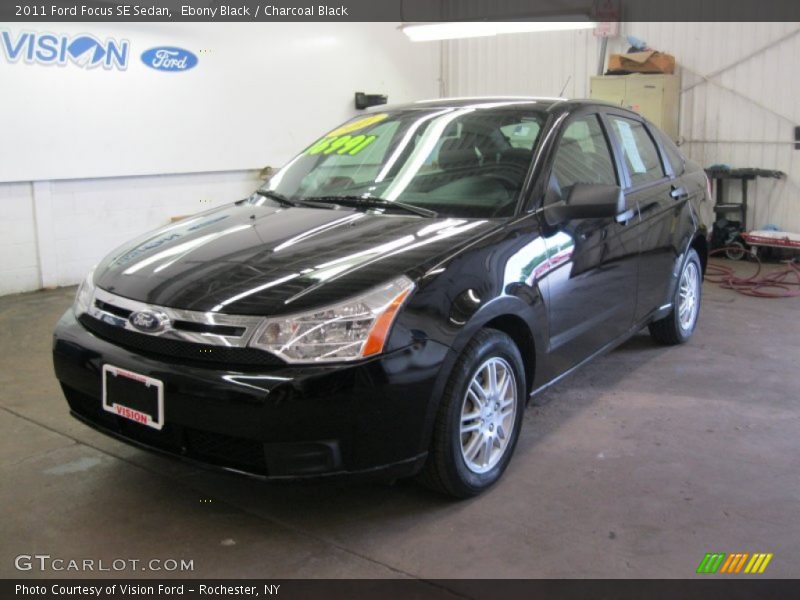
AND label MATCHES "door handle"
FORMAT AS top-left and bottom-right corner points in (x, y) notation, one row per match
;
(670, 186), (689, 200)
(615, 208), (636, 224)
